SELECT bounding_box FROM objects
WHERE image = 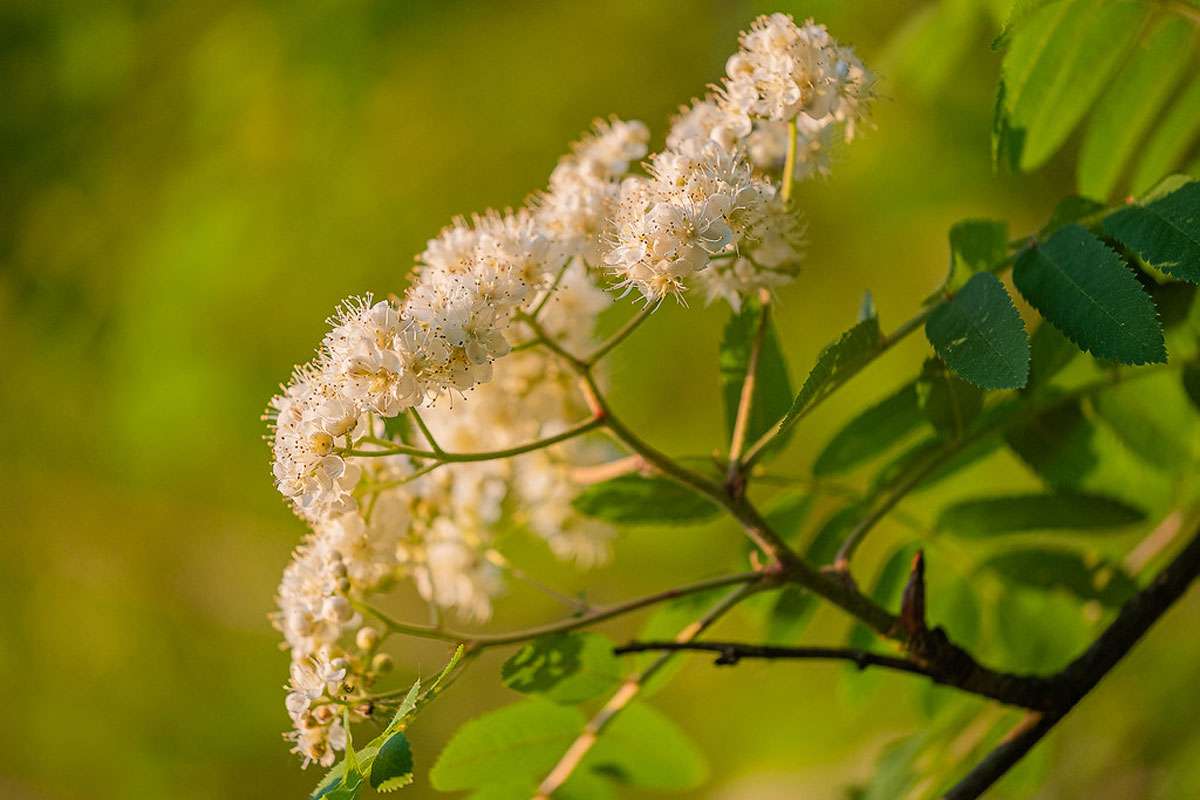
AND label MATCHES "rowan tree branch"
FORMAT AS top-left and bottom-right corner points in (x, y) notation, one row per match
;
(944, 527), (1200, 799)
(614, 640), (937, 679)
